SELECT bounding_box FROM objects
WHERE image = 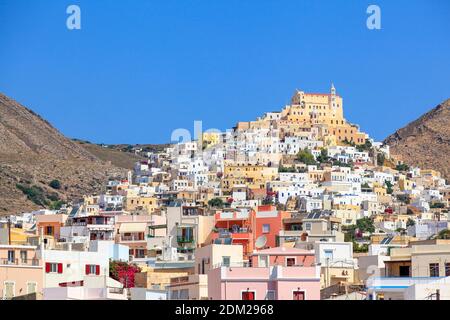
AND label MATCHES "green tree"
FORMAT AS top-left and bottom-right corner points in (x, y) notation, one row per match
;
(356, 217), (375, 233)
(356, 139), (372, 152)
(406, 218), (415, 227)
(437, 229), (450, 239)
(262, 195), (274, 205)
(208, 198), (224, 208)
(384, 180), (393, 194)
(395, 163), (410, 172)
(361, 182), (371, 190)
(278, 165), (296, 173)
(430, 202), (445, 209)
(353, 242), (369, 253)
(316, 148), (329, 163)
(296, 149), (317, 165)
